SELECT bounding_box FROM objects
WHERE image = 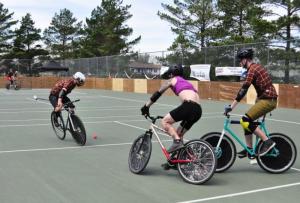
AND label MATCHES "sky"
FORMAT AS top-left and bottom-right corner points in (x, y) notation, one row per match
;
(1, 0), (176, 53)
